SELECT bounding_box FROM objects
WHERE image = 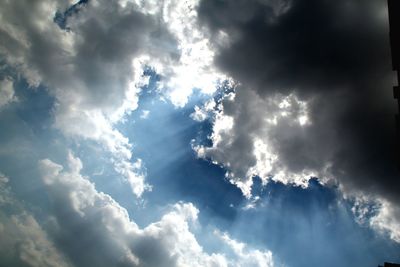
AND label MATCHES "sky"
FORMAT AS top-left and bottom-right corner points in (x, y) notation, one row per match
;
(0, 0), (399, 267)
